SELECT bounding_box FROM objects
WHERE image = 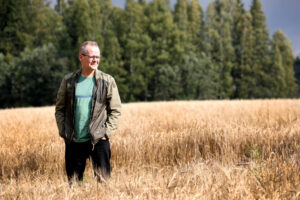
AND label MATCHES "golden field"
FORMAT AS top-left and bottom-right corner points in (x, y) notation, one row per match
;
(0, 100), (300, 199)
